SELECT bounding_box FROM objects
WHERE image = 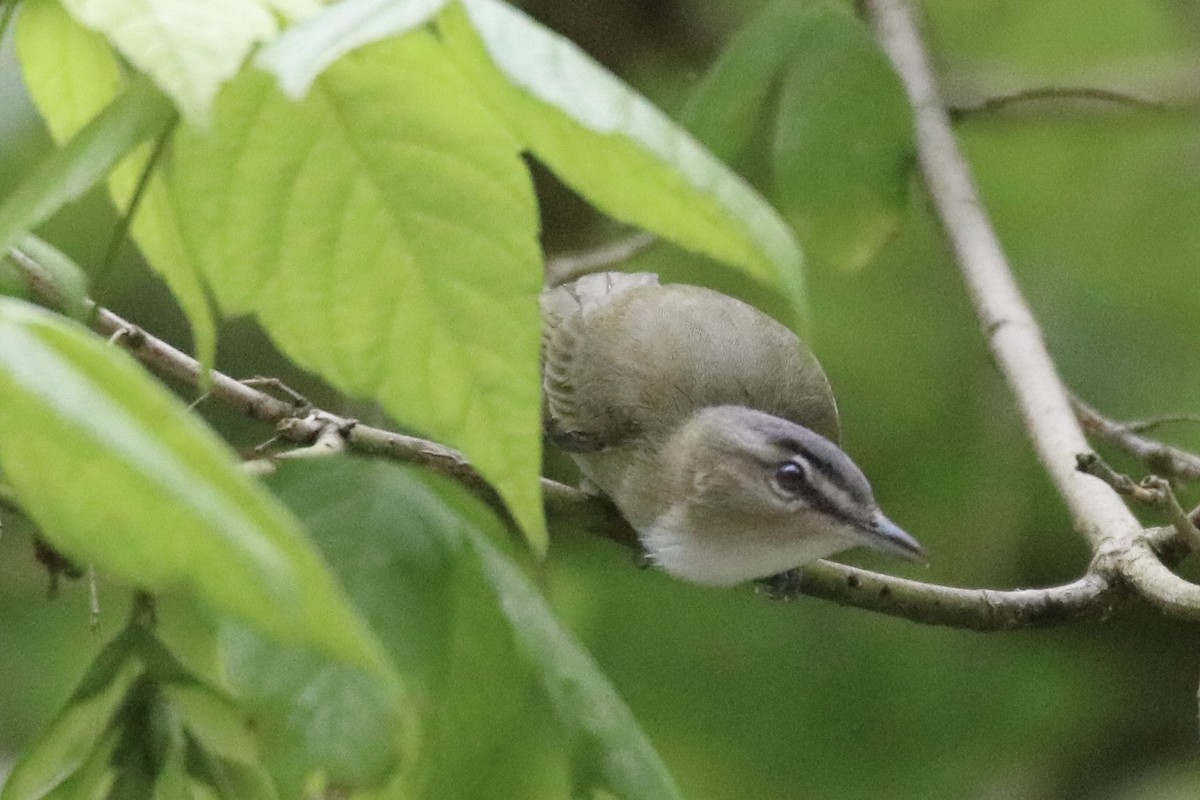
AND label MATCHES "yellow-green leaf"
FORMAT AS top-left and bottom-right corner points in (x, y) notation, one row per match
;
(0, 298), (390, 673)
(439, 0), (807, 323)
(163, 33), (547, 551)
